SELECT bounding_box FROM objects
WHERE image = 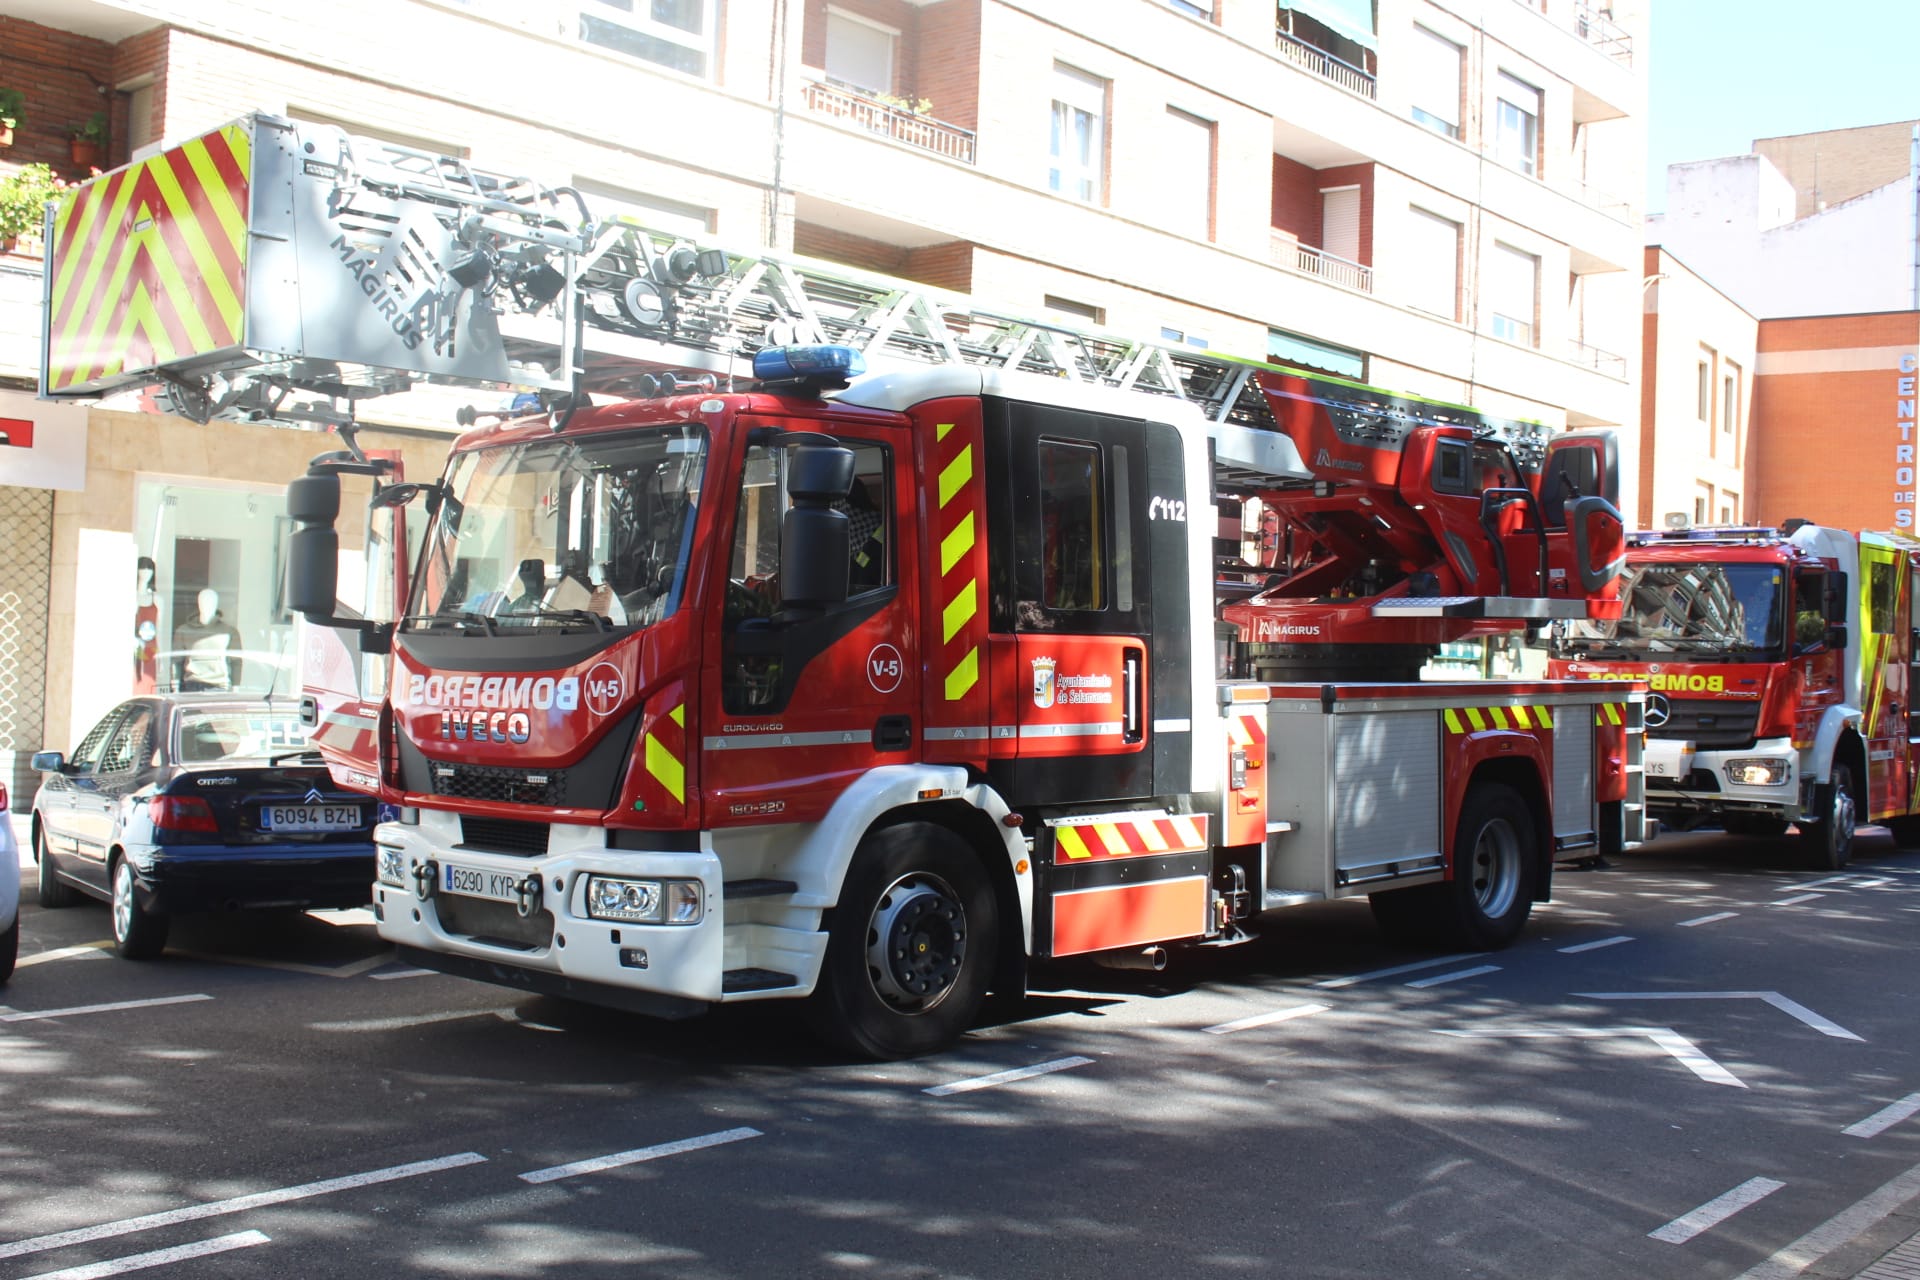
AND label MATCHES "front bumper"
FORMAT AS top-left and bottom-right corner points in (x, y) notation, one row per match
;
(1642, 737), (1801, 822)
(127, 843), (375, 913)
